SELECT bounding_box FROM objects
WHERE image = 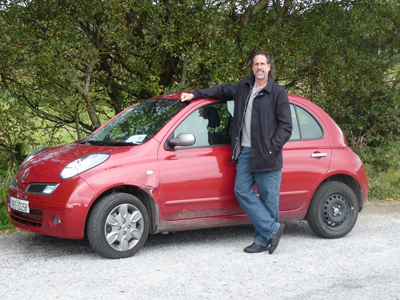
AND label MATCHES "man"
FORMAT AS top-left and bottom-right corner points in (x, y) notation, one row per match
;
(180, 50), (292, 254)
